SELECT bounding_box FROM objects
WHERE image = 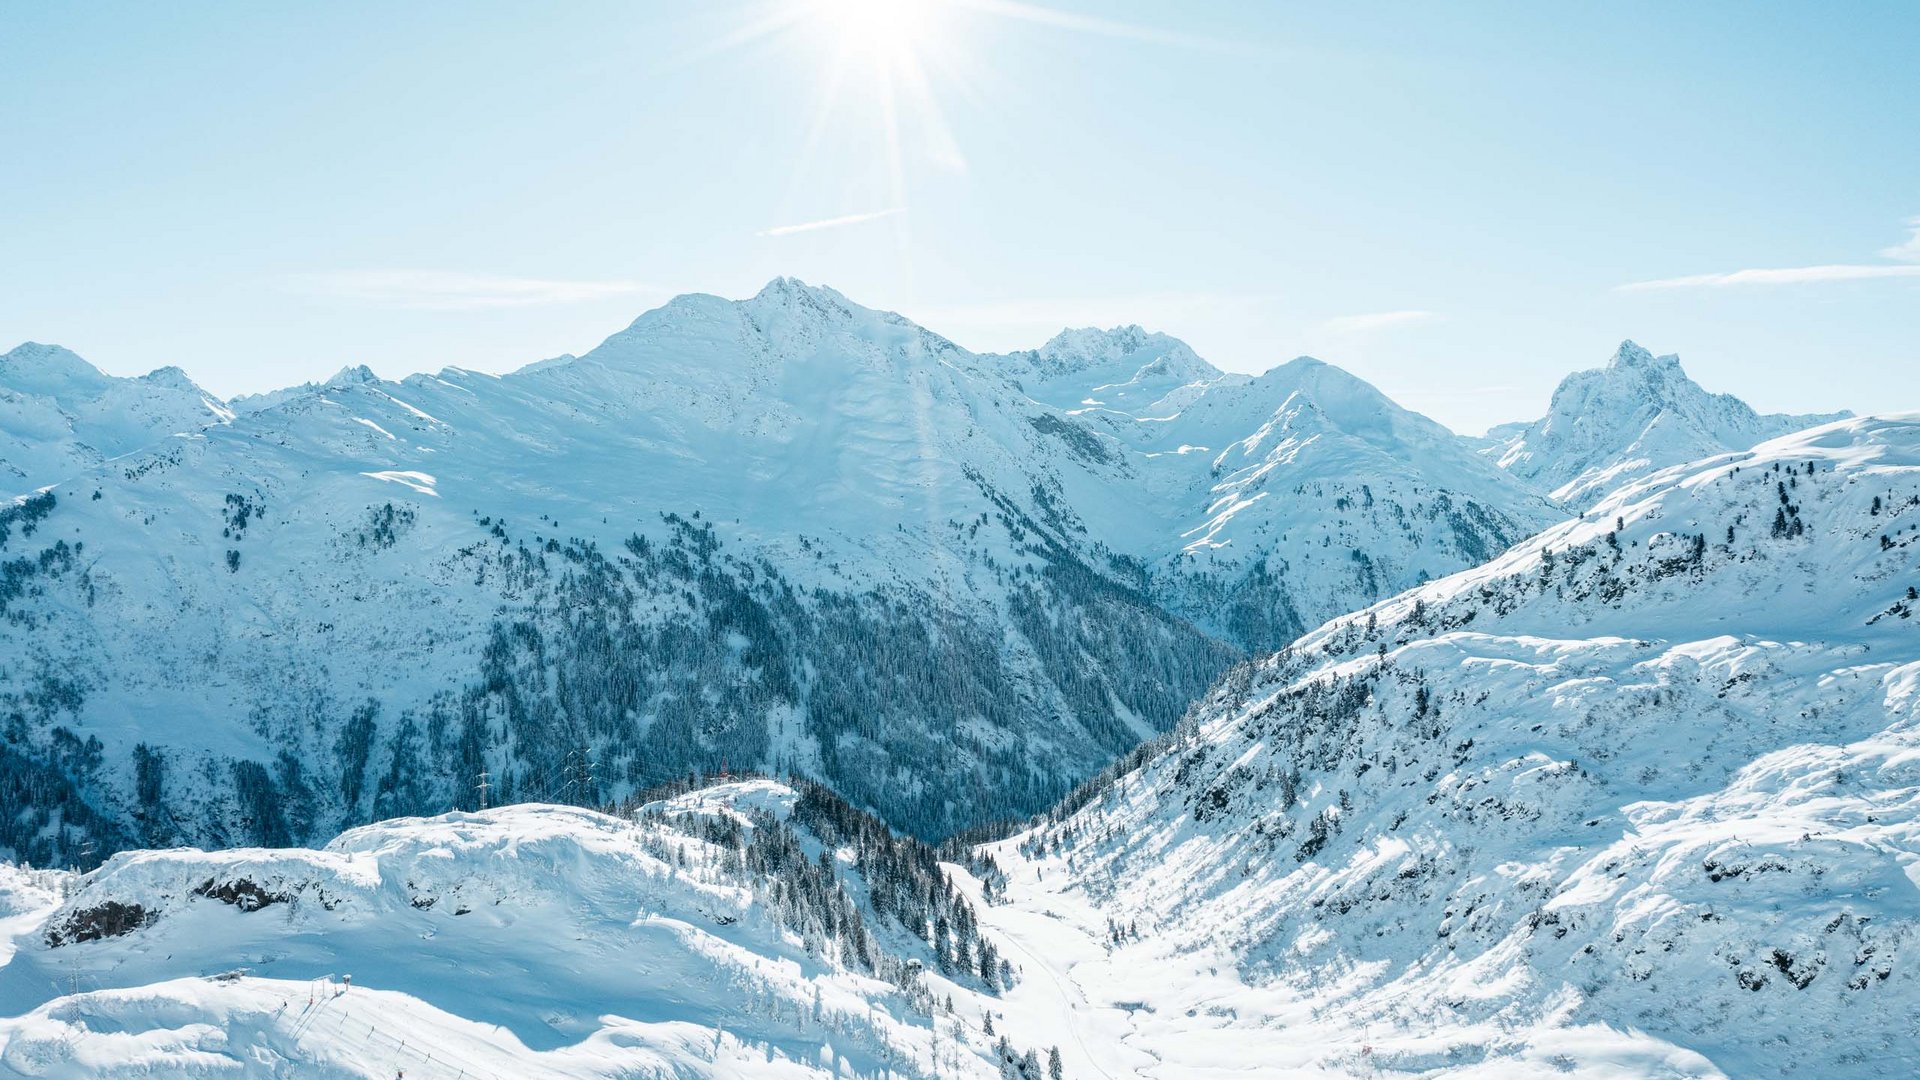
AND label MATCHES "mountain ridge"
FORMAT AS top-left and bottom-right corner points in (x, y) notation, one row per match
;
(0, 341), (230, 495)
(1486, 338), (1852, 506)
(0, 282), (1851, 869)
(990, 410), (1920, 1077)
